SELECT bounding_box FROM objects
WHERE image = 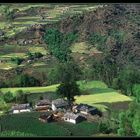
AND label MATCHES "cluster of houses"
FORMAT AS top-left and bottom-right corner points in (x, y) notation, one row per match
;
(9, 98), (101, 124)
